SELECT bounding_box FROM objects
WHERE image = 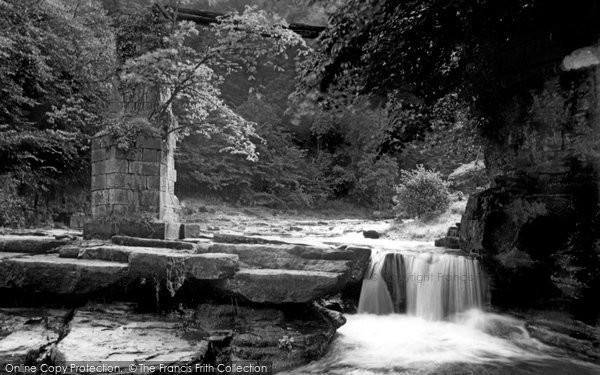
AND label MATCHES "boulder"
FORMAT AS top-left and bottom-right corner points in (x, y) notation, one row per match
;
(224, 269), (343, 304)
(362, 230), (381, 239)
(0, 255), (128, 295)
